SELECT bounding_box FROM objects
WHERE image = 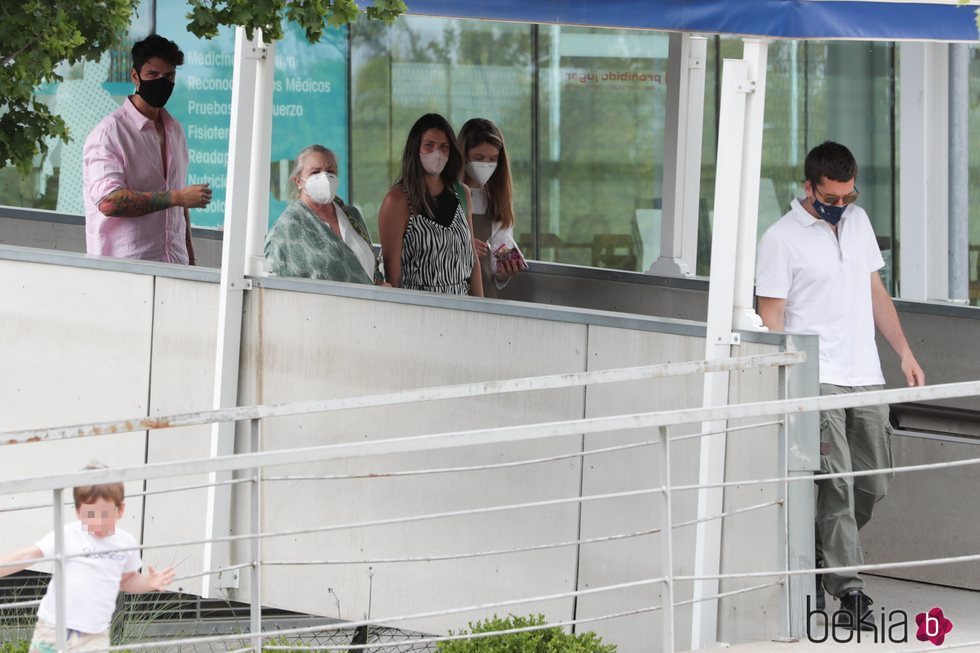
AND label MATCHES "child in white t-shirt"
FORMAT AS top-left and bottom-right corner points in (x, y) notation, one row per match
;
(0, 464), (174, 652)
